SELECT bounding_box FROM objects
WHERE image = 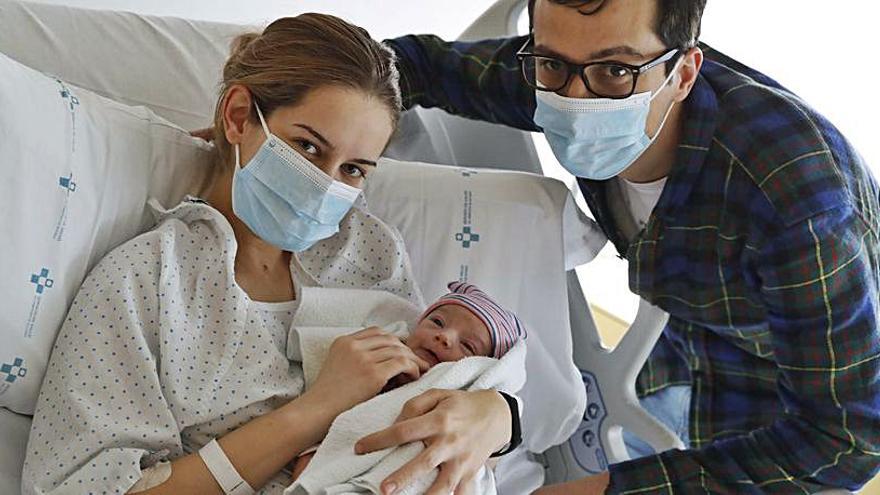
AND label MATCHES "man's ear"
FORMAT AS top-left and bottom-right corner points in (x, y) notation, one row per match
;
(673, 46), (703, 103)
(222, 85), (255, 146)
